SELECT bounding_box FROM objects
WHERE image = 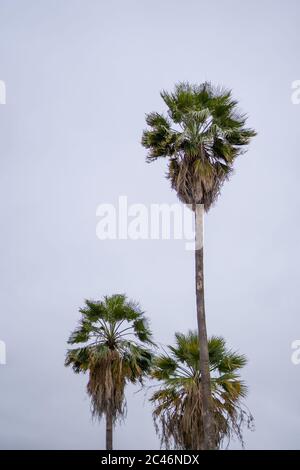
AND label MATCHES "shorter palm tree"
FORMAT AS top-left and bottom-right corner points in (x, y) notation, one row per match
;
(65, 294), (154, 450)
(151, 331), (253, 450)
